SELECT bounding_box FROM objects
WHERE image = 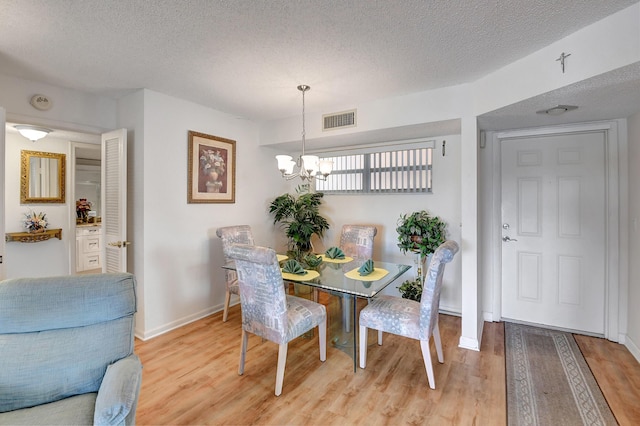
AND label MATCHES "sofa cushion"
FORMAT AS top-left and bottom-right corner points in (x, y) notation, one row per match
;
(0, 317), (134, 413)
(0, 273), (137, 413)
(0, 393), (96, 425)
(0, 273), (136, 334)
